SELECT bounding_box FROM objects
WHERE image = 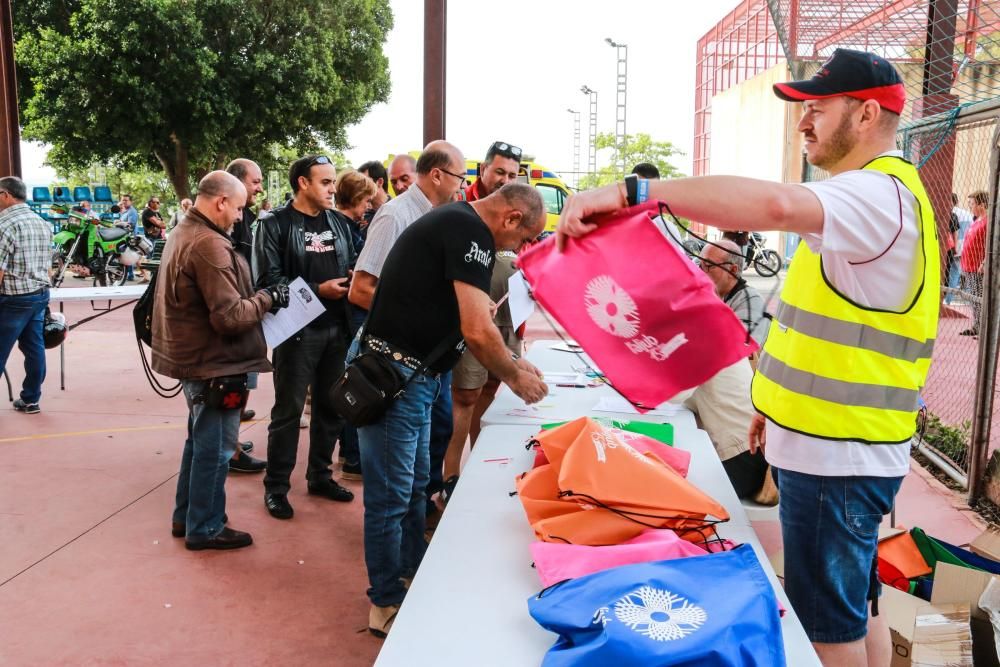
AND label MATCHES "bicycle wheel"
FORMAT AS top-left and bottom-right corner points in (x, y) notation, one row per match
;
(754, 250), (782, 277)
